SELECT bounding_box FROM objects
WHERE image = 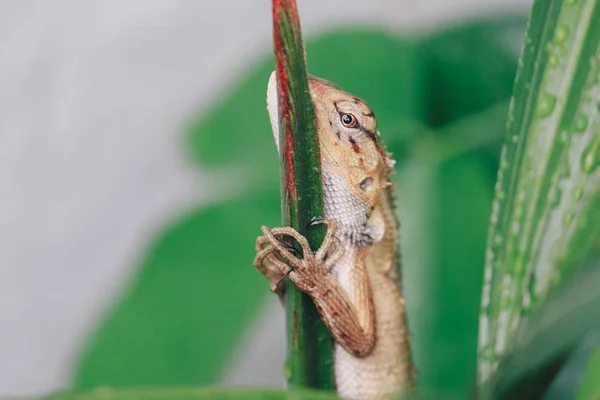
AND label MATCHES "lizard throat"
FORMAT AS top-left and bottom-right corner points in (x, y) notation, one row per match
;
(322, 164), (378, 247)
